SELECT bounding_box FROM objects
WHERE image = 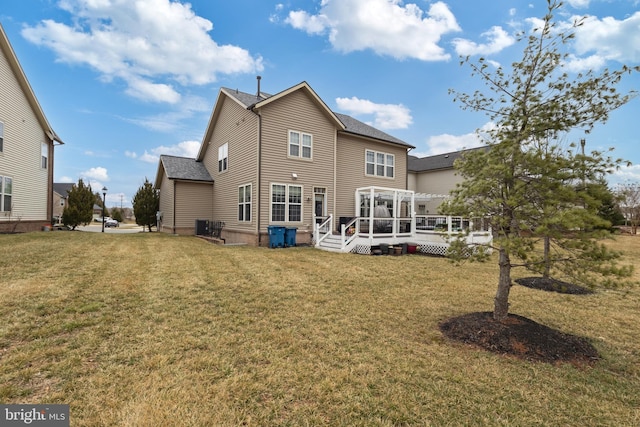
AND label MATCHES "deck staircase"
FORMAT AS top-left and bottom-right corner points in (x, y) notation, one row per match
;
(315, 233), (346, 252)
